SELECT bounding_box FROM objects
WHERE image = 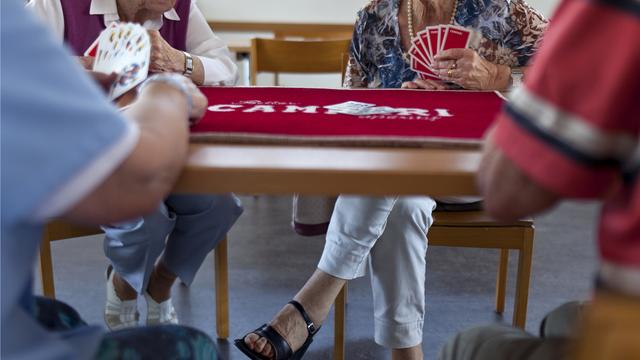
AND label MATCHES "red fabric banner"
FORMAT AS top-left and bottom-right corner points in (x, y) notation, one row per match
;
(191, 87), (504, 148)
